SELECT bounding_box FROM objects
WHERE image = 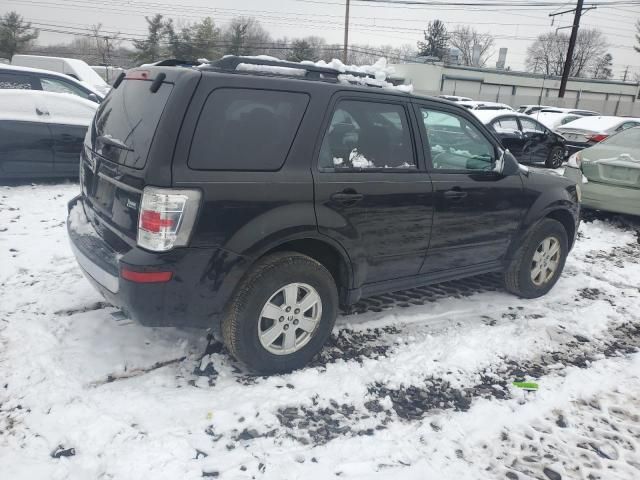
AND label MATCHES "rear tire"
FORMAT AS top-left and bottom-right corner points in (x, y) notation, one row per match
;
(504, 219), (568, 299)
(545, 145), (565, 169)
(222, 252), (338, 374)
